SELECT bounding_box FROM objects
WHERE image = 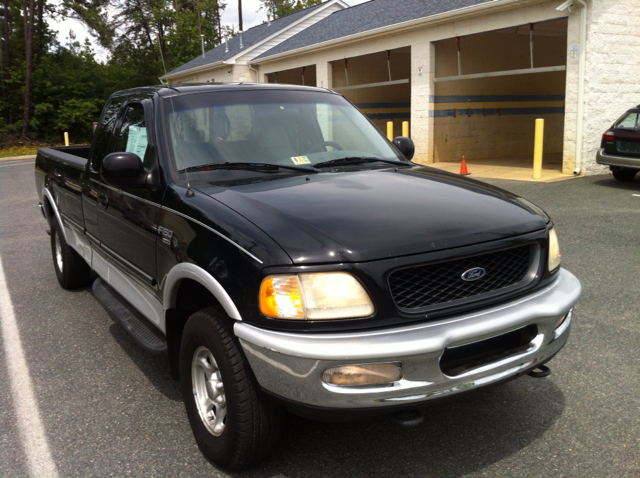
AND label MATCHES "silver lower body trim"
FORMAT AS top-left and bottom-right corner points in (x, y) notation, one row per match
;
(235, 269), (581, 409)
(91, 249), (164, 331)
(62, 225), (165, 332)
